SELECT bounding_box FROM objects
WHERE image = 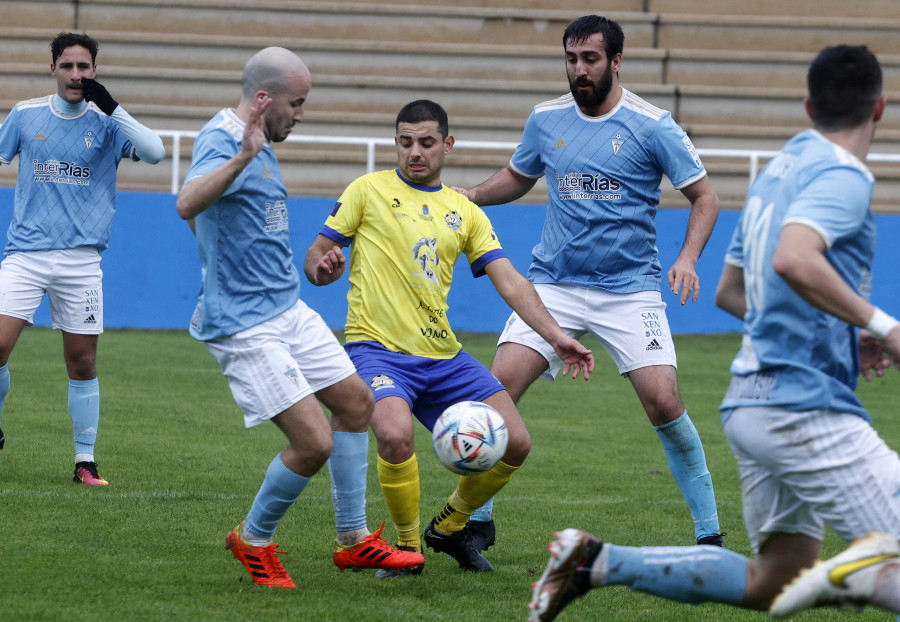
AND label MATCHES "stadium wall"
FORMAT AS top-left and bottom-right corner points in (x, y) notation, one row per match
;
(3, 188), (898, 336)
